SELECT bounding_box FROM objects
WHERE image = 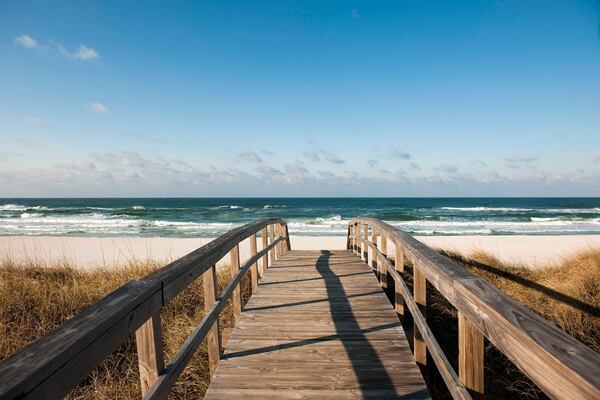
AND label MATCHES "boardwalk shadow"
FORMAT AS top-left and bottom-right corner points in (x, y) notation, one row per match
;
(315, 250), (401, 399)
